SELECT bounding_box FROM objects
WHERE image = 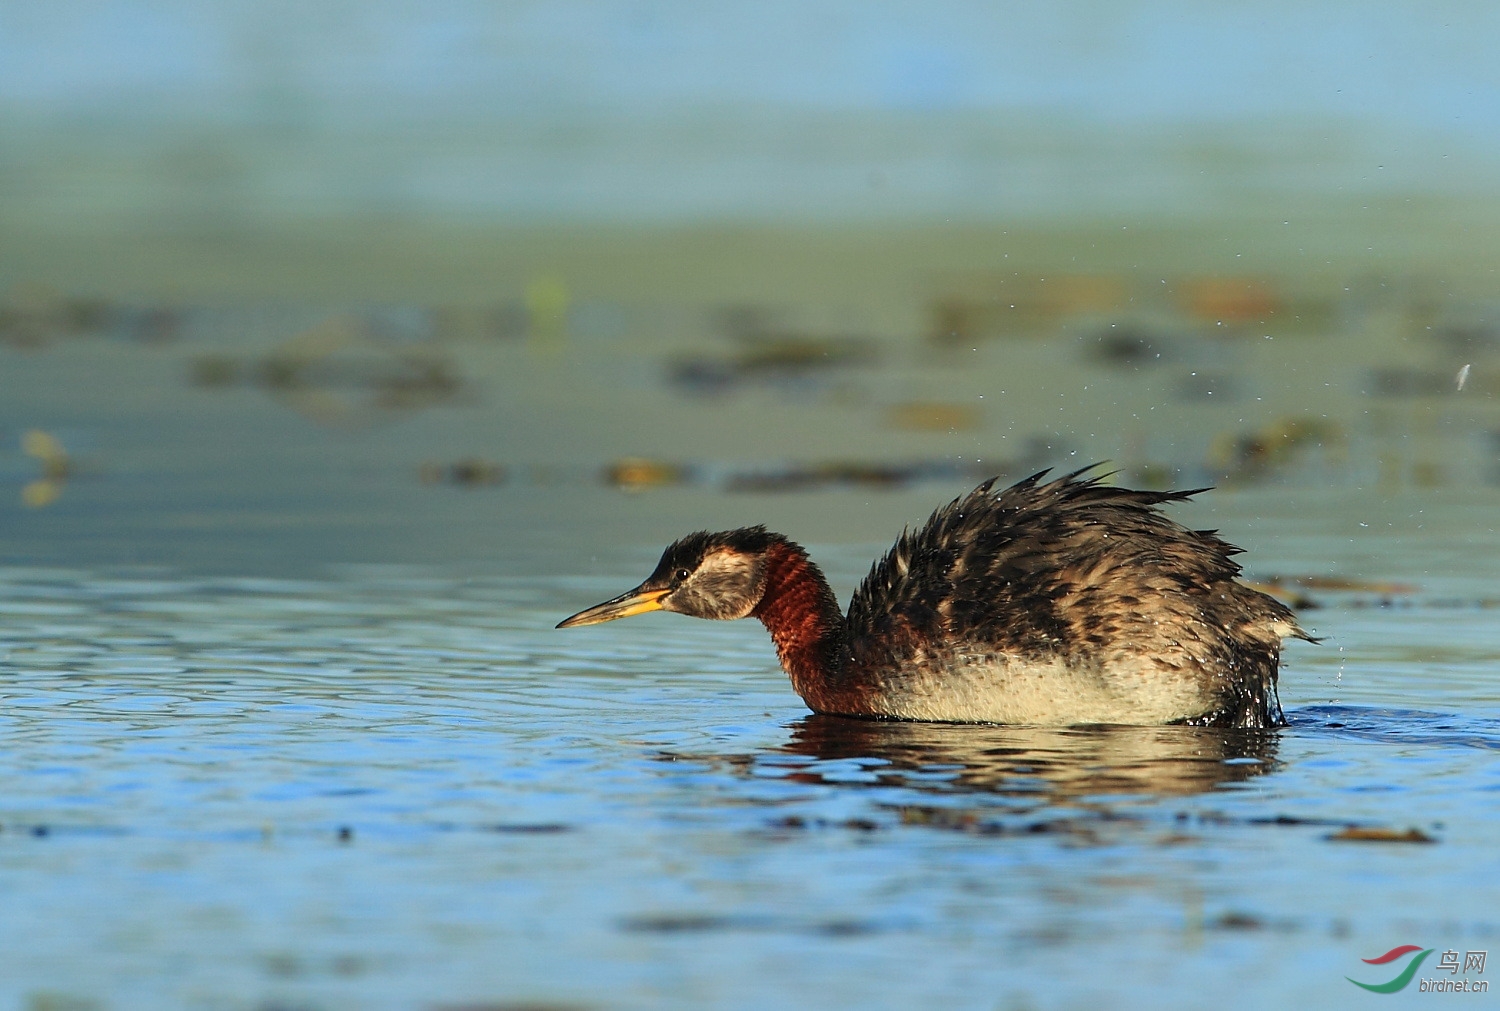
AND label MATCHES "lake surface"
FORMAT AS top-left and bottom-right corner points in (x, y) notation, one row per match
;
(1, 281), (1498, 1010)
